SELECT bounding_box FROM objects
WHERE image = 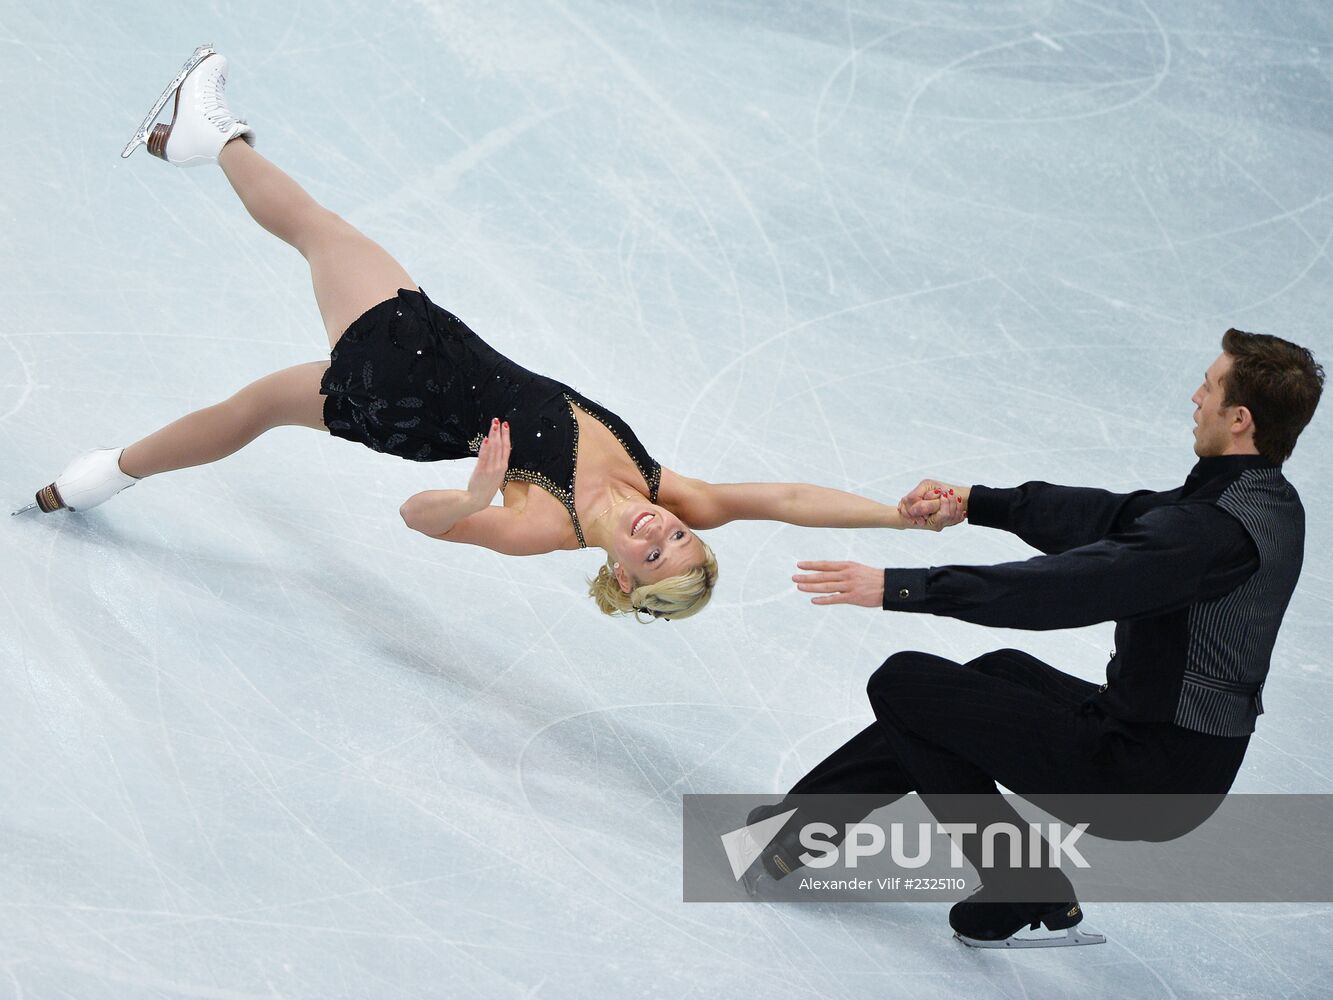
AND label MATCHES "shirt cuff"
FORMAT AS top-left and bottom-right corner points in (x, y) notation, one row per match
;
(882, 568), (930, 610)
(963, 485), (1010, 529)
